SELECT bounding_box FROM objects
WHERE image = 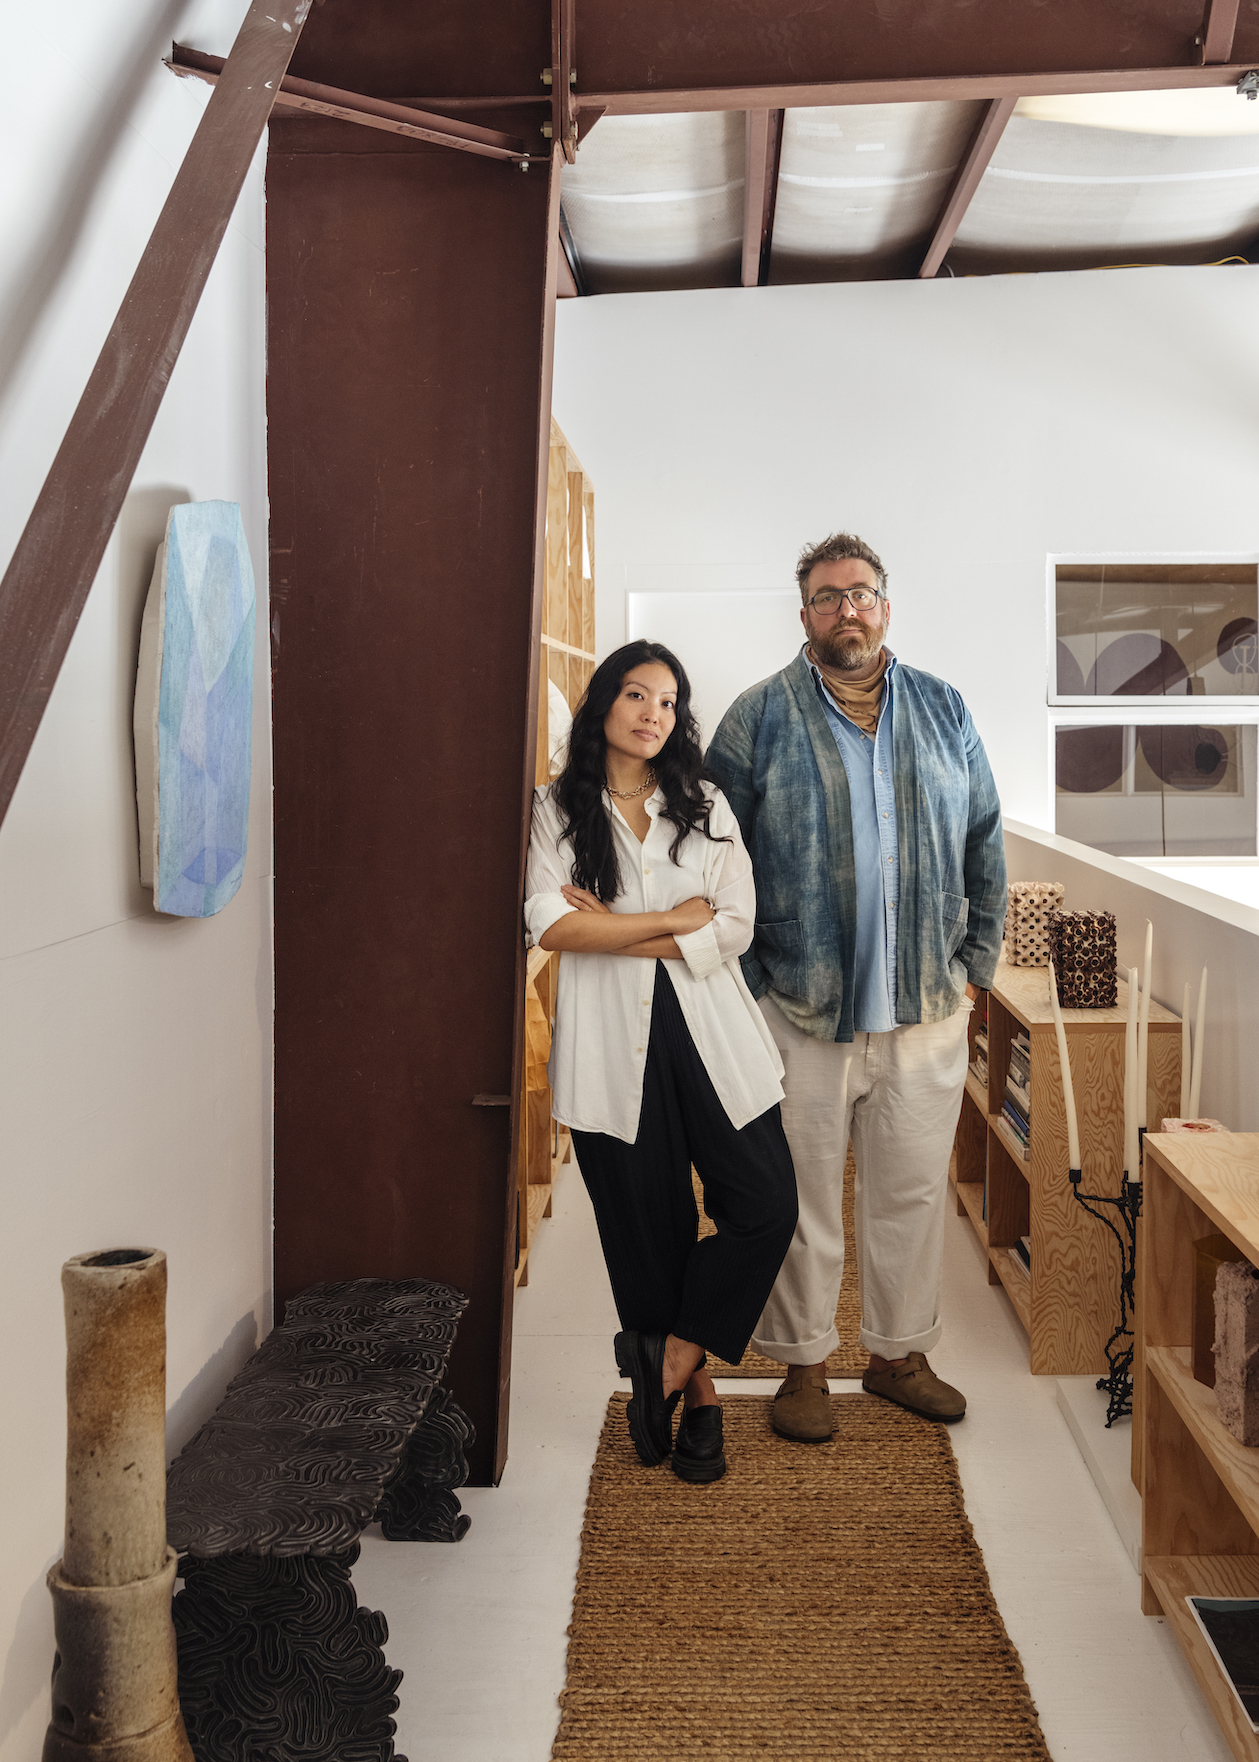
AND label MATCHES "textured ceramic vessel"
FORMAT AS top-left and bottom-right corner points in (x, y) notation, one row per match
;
(44, 1249), (193, 1762)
